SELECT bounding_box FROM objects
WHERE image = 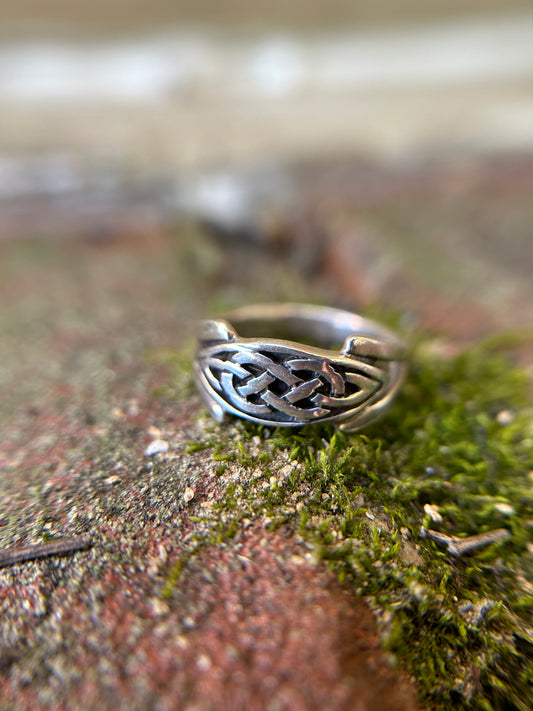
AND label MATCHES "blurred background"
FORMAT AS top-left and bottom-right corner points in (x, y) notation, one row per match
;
(1, 0), (533, 413)
(2, 1), (533, 224)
